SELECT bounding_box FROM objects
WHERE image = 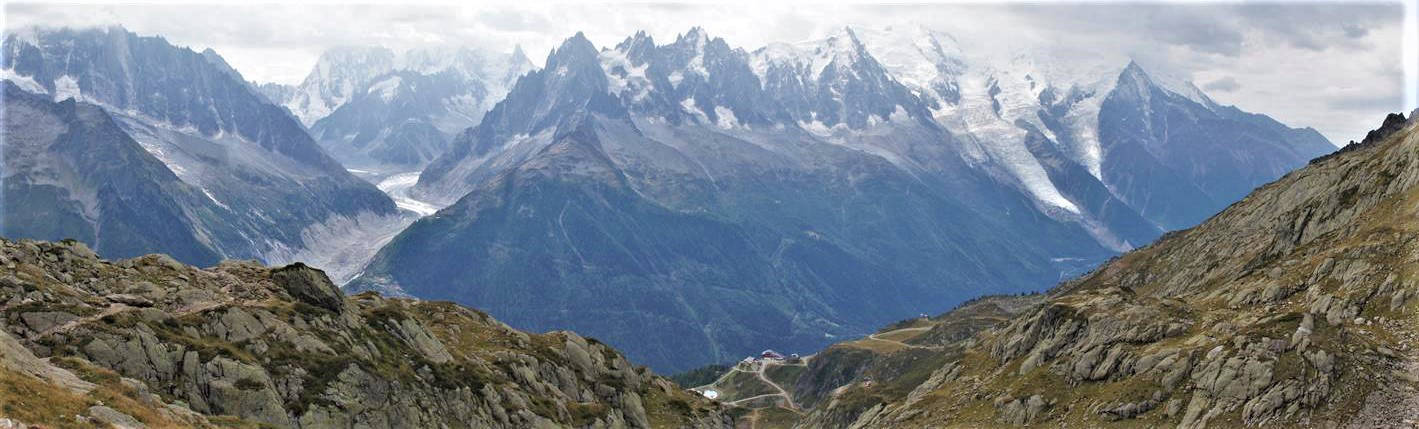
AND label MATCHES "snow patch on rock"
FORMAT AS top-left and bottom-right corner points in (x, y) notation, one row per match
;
(713, 106), (740, 130)
(0, 69), (46, 94)
(367, 76), (402, 102)
(52, 75), (82, 102)
(599, 48), (651, 101)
